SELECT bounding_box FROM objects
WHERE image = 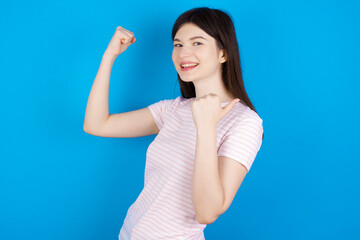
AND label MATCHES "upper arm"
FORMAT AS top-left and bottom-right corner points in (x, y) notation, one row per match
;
(218, 156), (248, 214)
(84, 107), (159, 138)
(216, 116), (263, 215)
